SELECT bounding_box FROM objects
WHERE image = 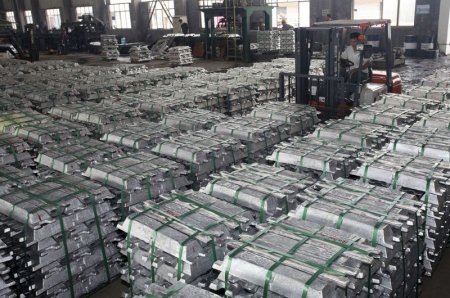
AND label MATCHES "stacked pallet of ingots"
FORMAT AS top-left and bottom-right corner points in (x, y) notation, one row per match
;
(0, 175), (122, 297)
(132, 67), (205, 86)
(210, 215), (383, 297)
(167, 46), (193, 66)
(83, 151), (191, 214)
(0, 134), (34, 167)
(117, 190), (254, 297)
(279, 30), (295, 54)
(257, 30), (280, 53)
(161, 109), (229, 132)
(25, 87), (81, 112)
(414, 110), (450, 129)
(347, 104), (419, 127)
(0, 110), (48, 134)
(153, 130), (246, 186)
(419, 73), (450, 88)
(211, 117), (290, 160)
(376, 93), (442, 112)
(203, 163), (316, 223)
(0, 238), (15, 298)
(101, 120), (180, 150)
(101, 35), (119, 60)
(129, 46), (153, 63)
(267, 137), (360, 179)
(290, 178), (423, 297)
(0, 94), (32, 111)
(351, 152), (450, 275)
(0, 166), (37, 195)
(403, 84), (450, 102)
(129, 282), (221, 298)
(248, 101), (320, 136)
(114, 63), (149, 75)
